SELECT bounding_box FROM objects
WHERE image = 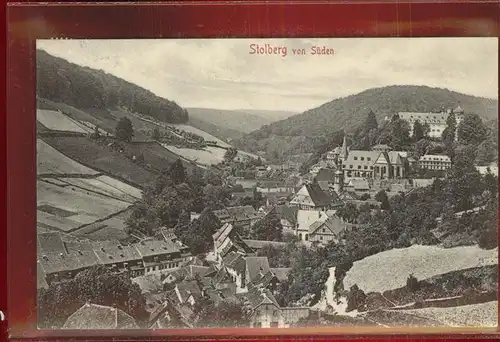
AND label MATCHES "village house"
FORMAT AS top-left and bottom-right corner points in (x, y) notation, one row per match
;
(212, 223), (255, 263)
(397, 105), (464, 139)
(174, 280), (204, 306)
(290, 183), (343, 211)
(256, 180), (295, 194)
(213, 205), (265, 234)
(418, 154), (452, 171)
(37, 232), (101, 284)
(264, 204), (298, 235)
(160, 228), (192, 261)
(308, 215), (357, 245)
(62, 303), (140, 329)
(92, 240), (145, 277)
(245, 288), (310, 328)
(134, 238), (186, 274)
(314, 168), (337, 192)
(295, 209), (335, 242)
